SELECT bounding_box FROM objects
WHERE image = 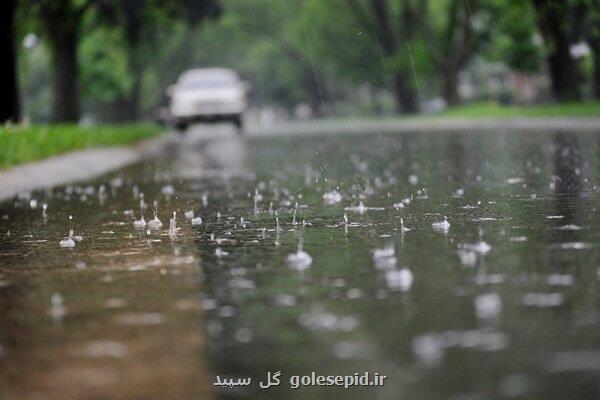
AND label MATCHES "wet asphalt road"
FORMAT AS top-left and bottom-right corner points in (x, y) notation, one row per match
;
(1, 123), (600, 399)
